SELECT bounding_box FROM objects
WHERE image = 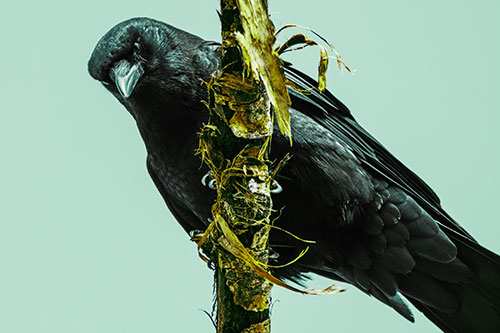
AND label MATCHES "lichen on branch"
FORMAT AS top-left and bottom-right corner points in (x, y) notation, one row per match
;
(195, 0), (284, 331)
